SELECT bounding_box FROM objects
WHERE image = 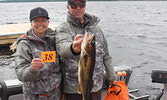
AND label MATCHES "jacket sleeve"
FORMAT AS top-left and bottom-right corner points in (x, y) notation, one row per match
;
(15, 40), (39, 82)
(99, 28), (116, 82)
(55, 22), (75, 58)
